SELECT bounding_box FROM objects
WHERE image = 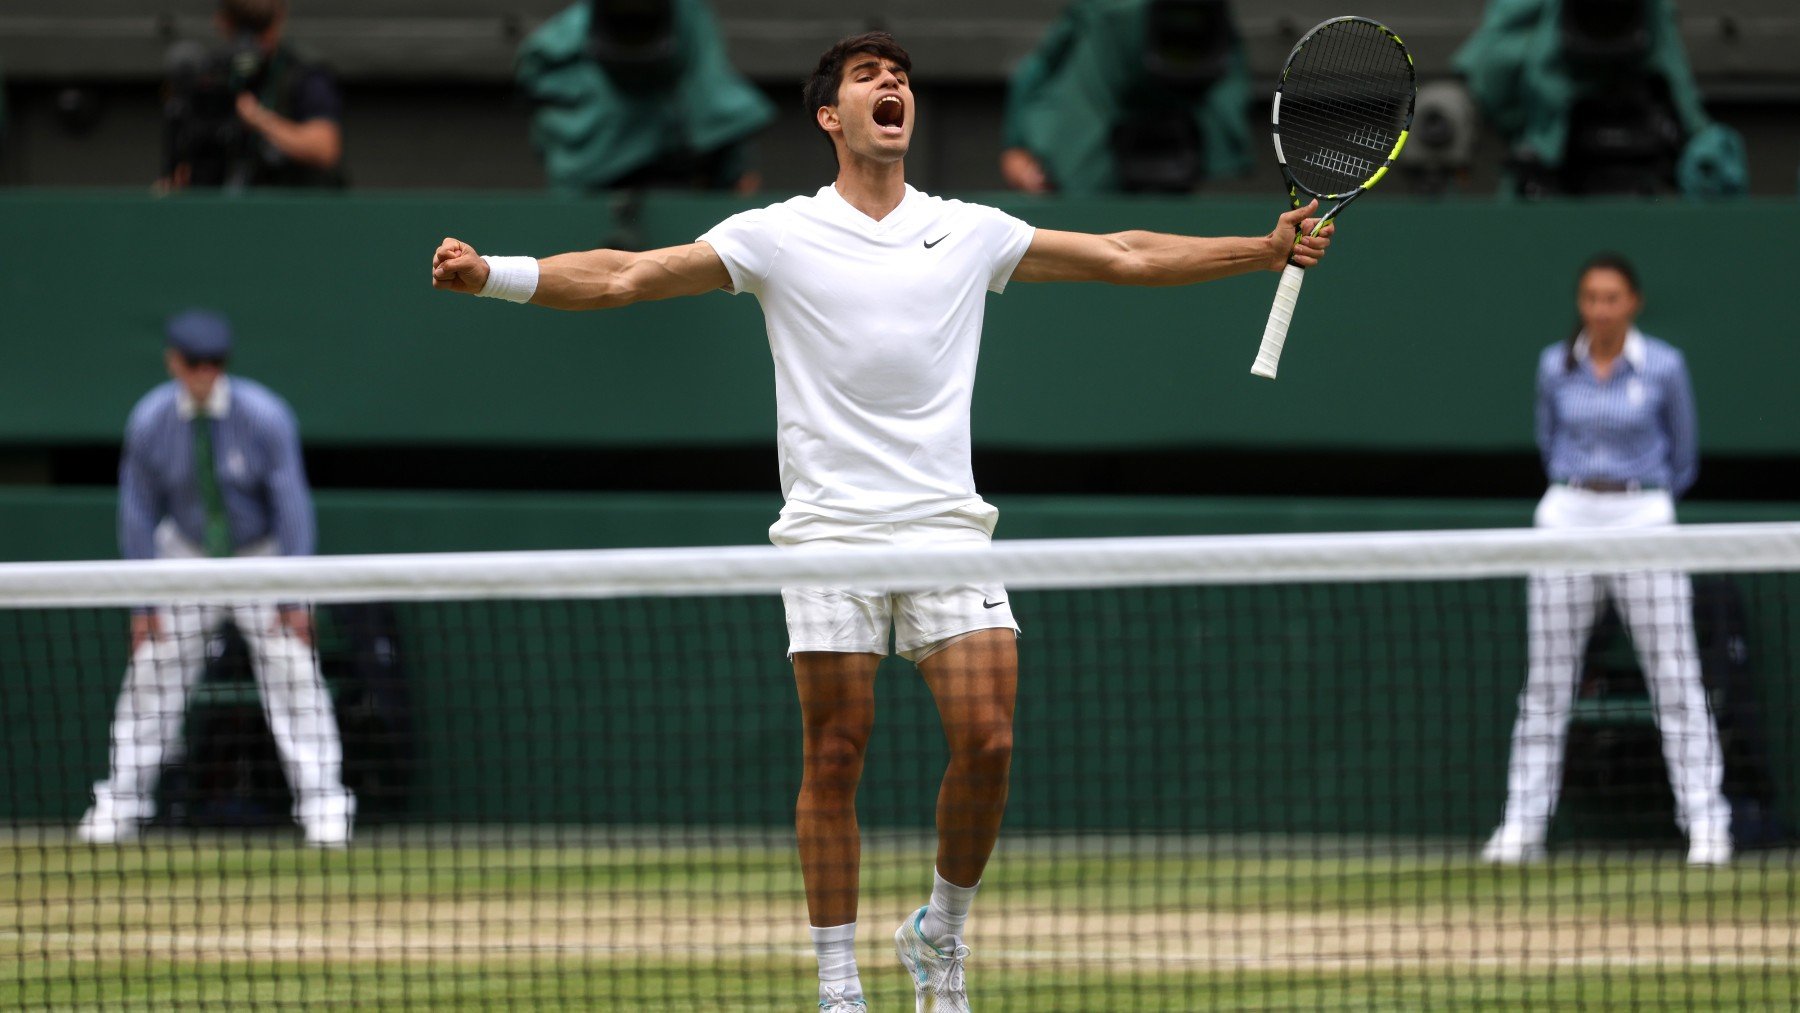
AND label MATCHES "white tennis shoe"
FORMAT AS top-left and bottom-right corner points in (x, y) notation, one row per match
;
(1686, 821), (1733, 867)
(817, 984), (867, 1011)
(1480, 822), (1547, 865)
(75, 793), (146, 845)
(894, 906), (972, 1013)
(298, 791), (356, 849)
